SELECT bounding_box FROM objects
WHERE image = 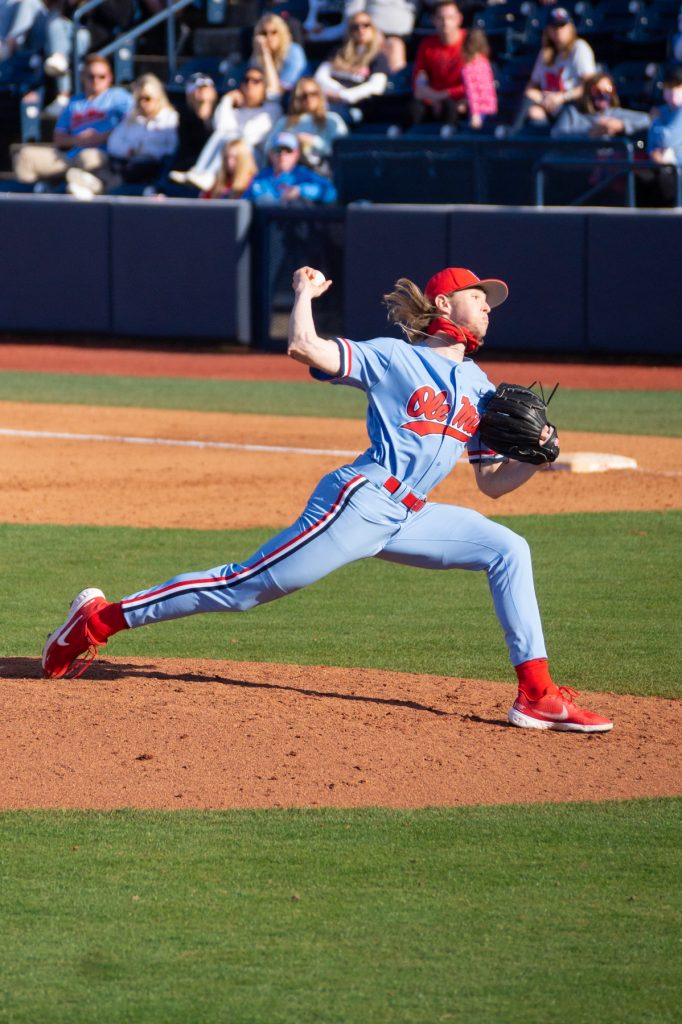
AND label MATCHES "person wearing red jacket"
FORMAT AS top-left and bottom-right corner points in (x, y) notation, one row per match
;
(408, 0), (467, 129)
